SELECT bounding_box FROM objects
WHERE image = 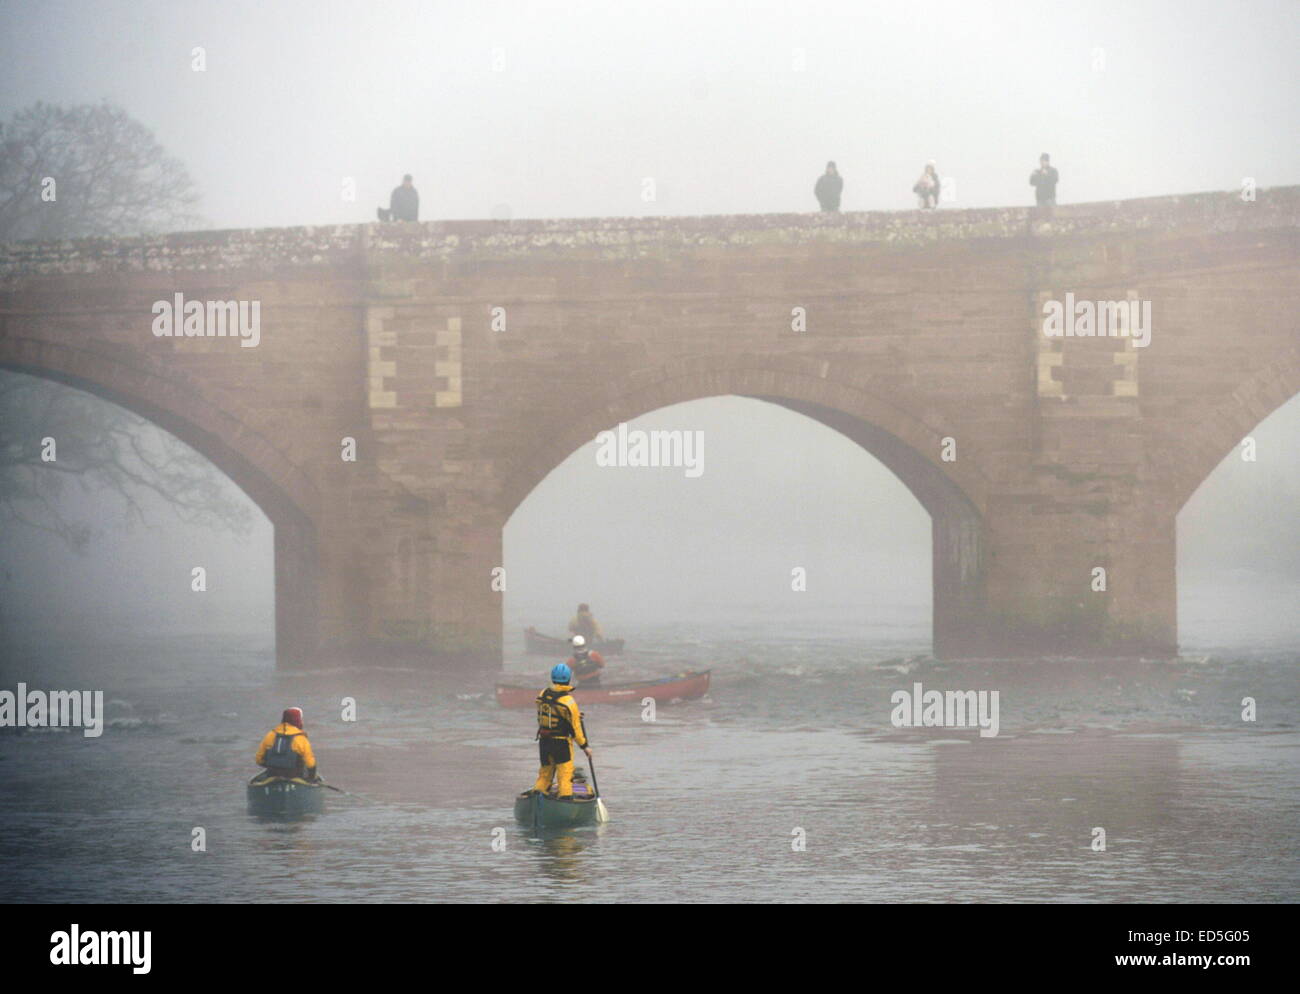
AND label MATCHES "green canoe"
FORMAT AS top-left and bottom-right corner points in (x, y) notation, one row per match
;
(247, 774), (326, 817)
(514, 788), (603, 830)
